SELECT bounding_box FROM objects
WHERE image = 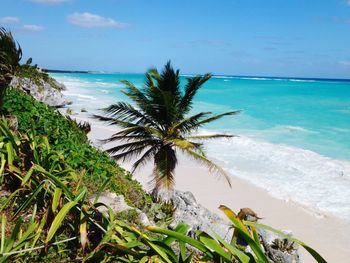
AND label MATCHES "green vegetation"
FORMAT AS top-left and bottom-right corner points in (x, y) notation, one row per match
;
(3, 88), (153, 210)
(0, 28), (327, 262)
(0, 118), (326, 262)
(0, 27), (22, 110)
(95, 61), (239, 196)
(14, 61), (65, 91)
